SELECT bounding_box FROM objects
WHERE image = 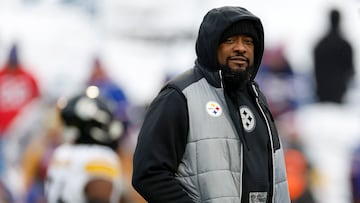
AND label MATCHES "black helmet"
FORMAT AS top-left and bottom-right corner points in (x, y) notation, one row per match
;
(58, 90), (123, 151)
